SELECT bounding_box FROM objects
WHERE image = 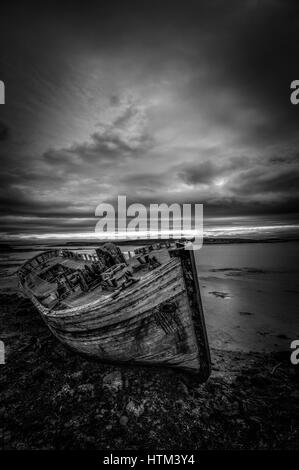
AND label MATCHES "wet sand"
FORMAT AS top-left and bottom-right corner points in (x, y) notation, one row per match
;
(197, 242), (299, 352)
